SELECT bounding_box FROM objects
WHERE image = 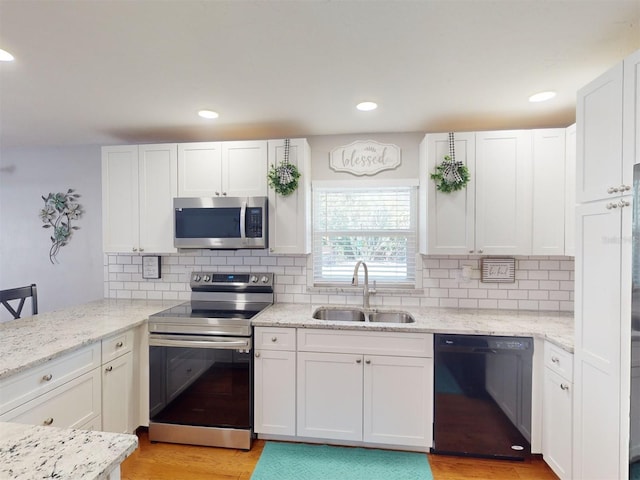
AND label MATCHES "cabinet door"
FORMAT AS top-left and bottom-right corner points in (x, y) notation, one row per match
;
(543, 368), (572, 480)
(475, 130), (533, 255)
(268, 139), (311, 254)
(177, 142), (222, 197)
(363, 355), (432, 447)
(532, 129), (566, 255)
(297, 352), (363, 441)
(565, 124), (576, 256)
(624, 50), (640, 172)
(0, 368), (101, 429)
(102, 351), (133, 434)
(222, 141), (268, 197)
(573, 198), (630, 480)
(138, 144), (177, 253)
(102, 145), (139, 253)
(576, 62), (624, 203)
(419, 132), (476, 255)
(254, 349), (296, 436)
